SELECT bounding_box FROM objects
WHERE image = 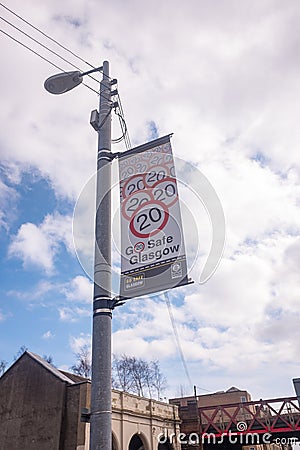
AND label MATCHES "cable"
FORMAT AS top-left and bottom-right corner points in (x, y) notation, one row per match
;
(111, 90), (131, 149)
(112, 111), (127, 144)
(0, 4), (131, 143)
(195, 385), (212, 393)
(0, 2), (112, 83)
(164, 291), (193, 391)
(117, 93), (131, 149)
(98, 104), (113, 130)
(0, 16), (100, 85)
(0, 28), (104, 97)
(0, 2), (94, 69)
